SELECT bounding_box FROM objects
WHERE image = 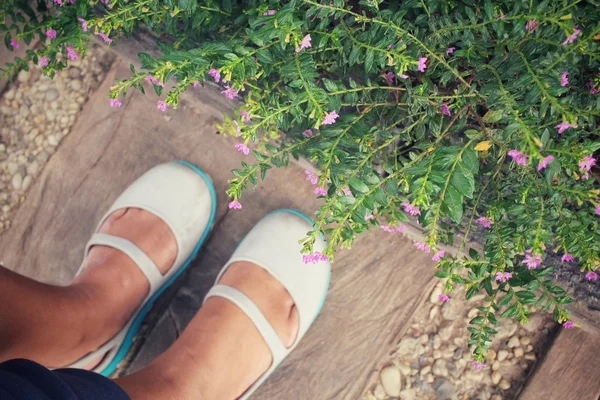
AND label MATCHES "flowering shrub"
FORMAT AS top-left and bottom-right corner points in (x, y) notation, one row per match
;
(2, 0), (600, 364)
